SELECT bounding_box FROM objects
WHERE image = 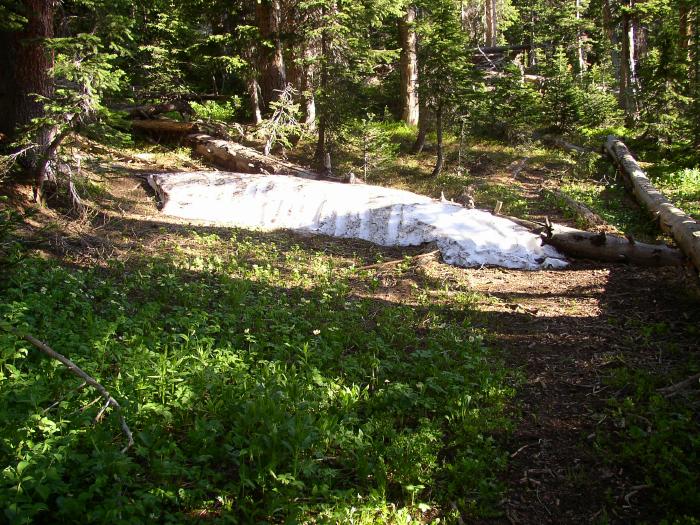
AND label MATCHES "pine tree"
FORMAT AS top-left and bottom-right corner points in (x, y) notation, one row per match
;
(416, 0), (474, 175)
